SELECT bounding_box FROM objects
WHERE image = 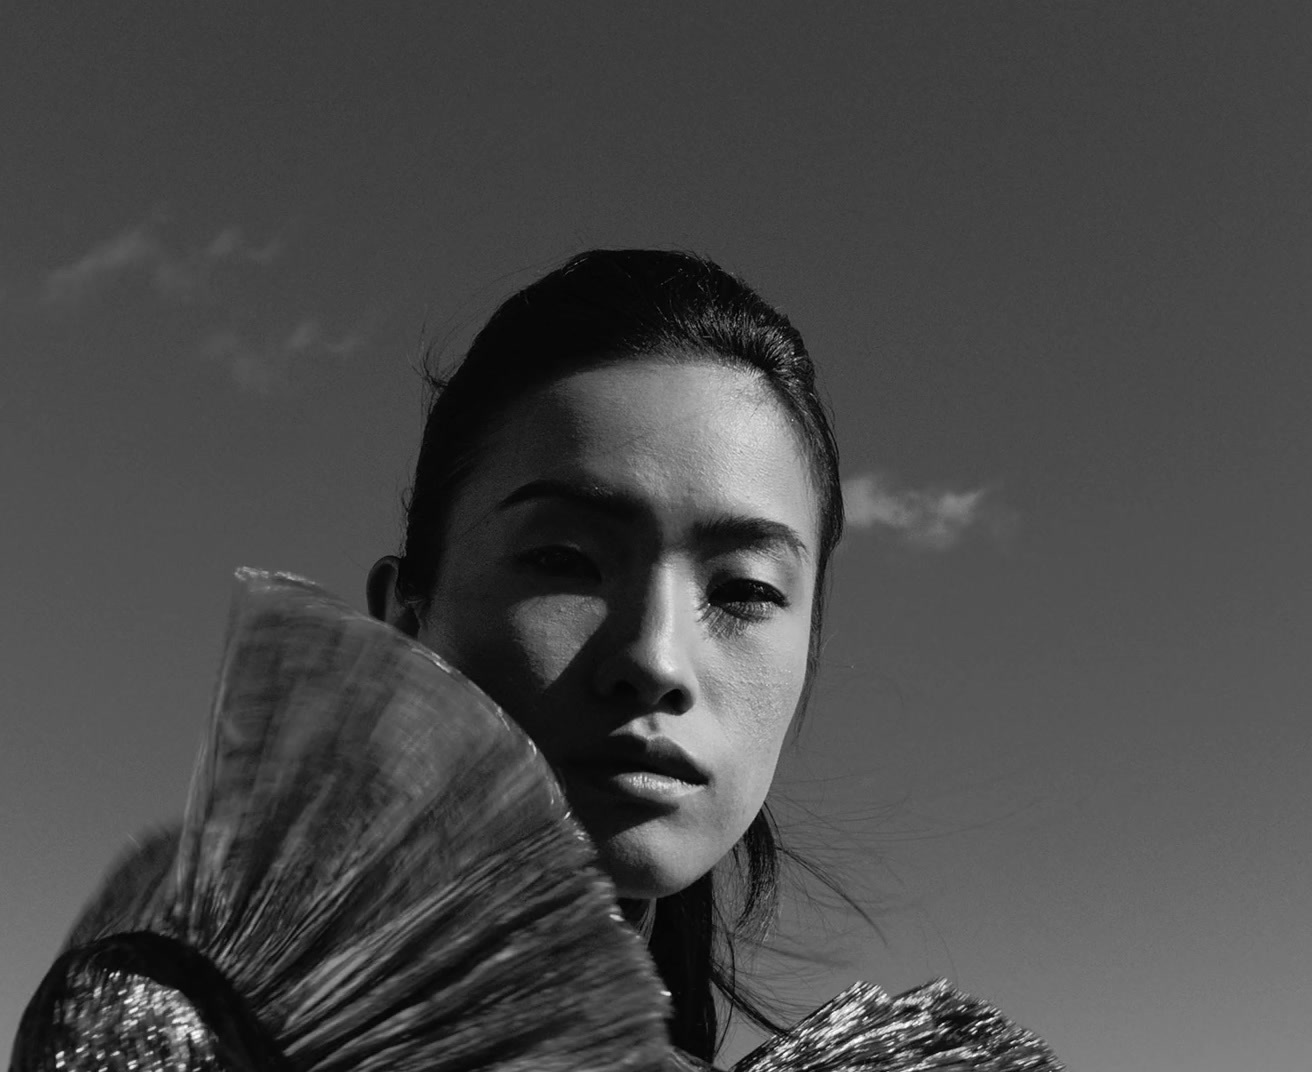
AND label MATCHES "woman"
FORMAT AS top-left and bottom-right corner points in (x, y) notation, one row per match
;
(15, 250), (1061, 1072)
(365, 247), (843, 1055)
